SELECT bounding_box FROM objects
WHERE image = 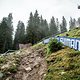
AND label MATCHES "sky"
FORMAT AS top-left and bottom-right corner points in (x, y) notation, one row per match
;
(0, 0), (80, 30)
